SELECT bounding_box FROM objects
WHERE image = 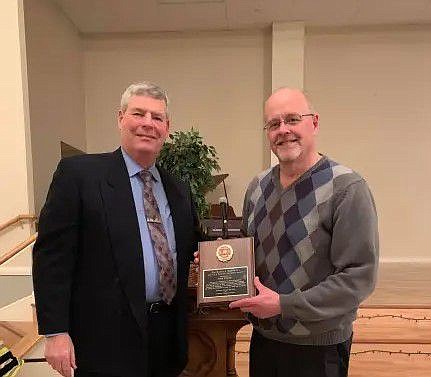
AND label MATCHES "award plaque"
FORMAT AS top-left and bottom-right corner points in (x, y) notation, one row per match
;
(197, 237), (255, 307)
